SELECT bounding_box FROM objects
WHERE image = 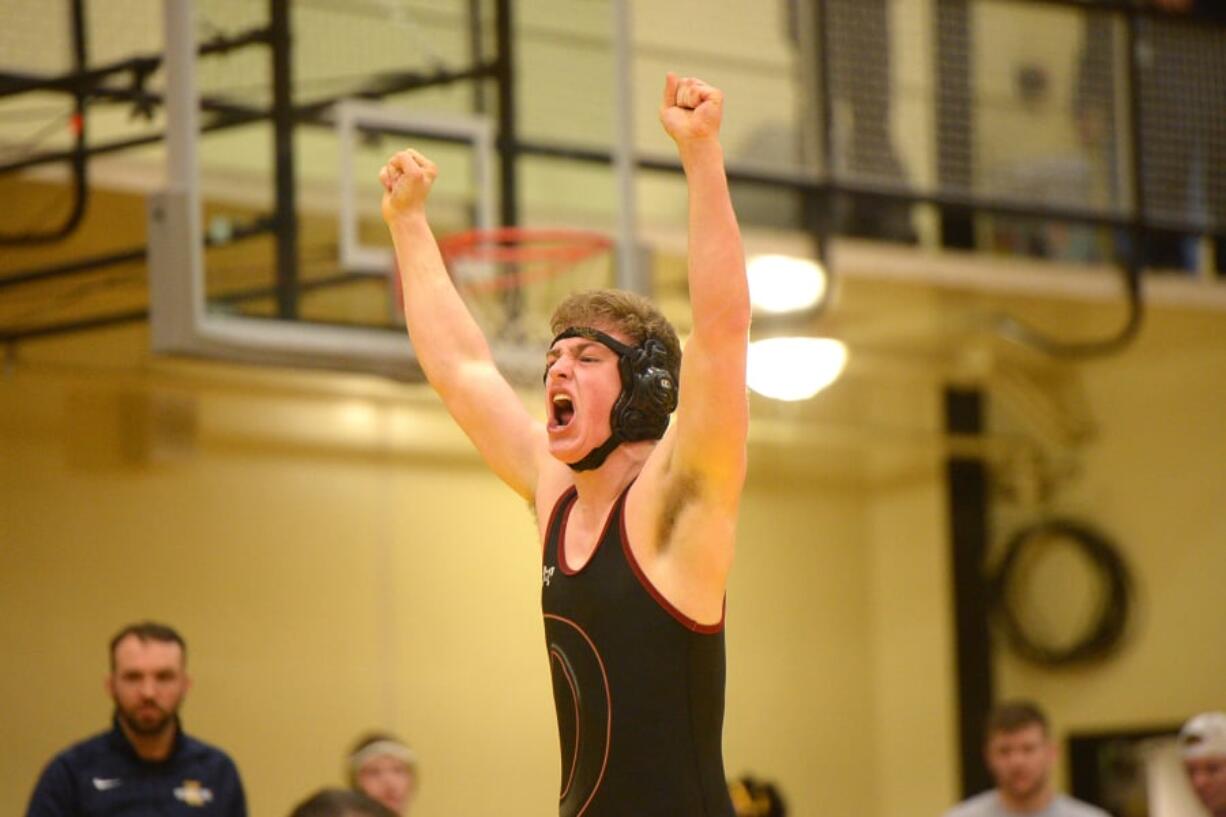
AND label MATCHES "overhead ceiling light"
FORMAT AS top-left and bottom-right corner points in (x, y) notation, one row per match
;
(747, 337), (847, 401)
(746, 254), (828, 314)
